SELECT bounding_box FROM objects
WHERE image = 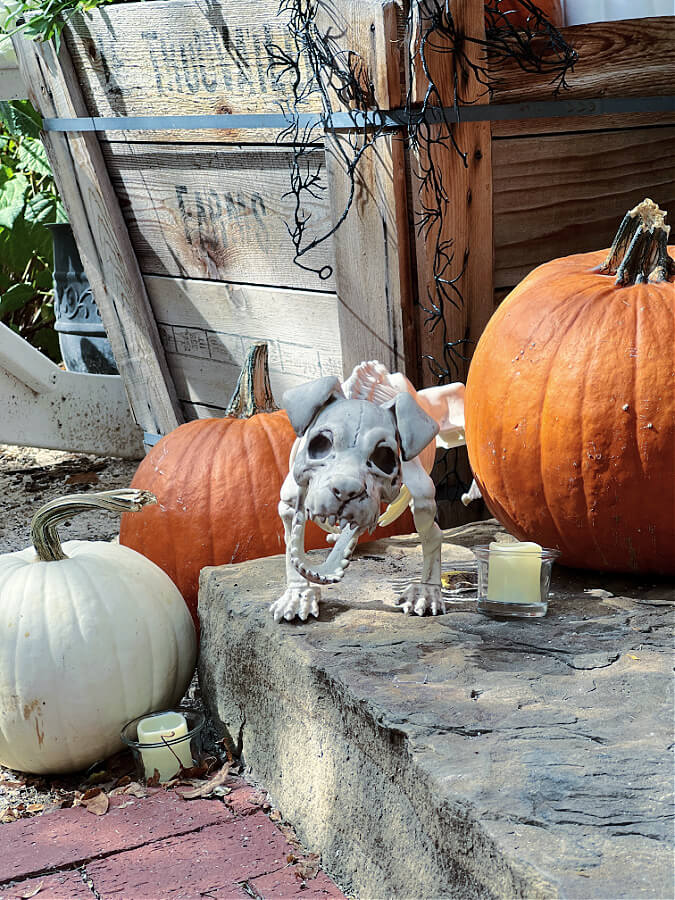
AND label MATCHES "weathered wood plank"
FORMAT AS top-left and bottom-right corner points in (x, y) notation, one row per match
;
(11, 35), (183, 435)
(489, 17), (675, 104)
(492, 110), (675, 139)
(168, 349), (341, 416)
(65, 0), (320, 142)
(144, 273), (342, 416)
(408, 0), (494, 387)
(322, 0), (415, 378)
(493, 124), (675, 288)
(101, 142), (335, 290)
(144, 275), (341, 356)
